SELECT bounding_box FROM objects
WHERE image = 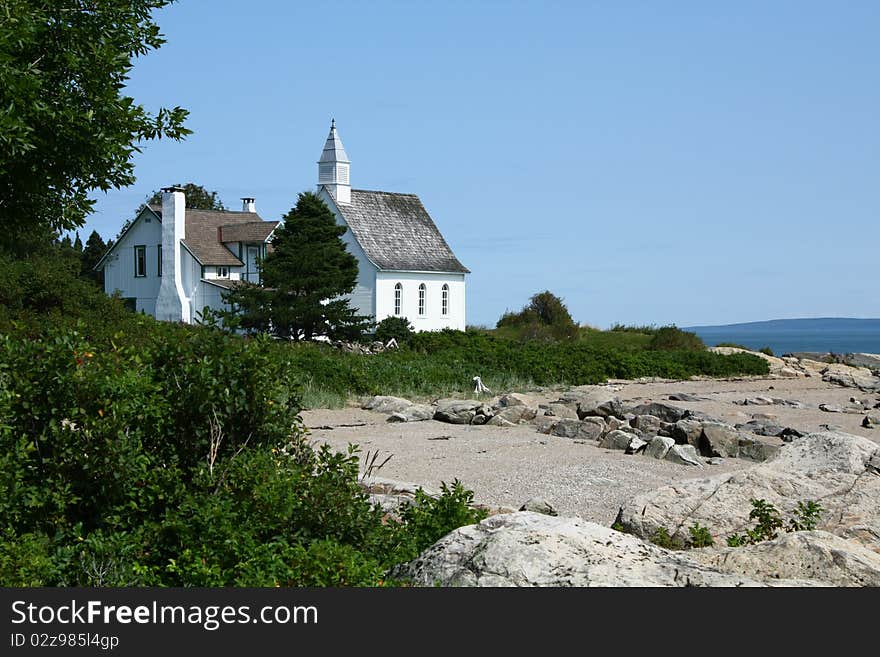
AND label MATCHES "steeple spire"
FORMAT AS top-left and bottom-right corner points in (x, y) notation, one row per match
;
(318, 119), (351, 204)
